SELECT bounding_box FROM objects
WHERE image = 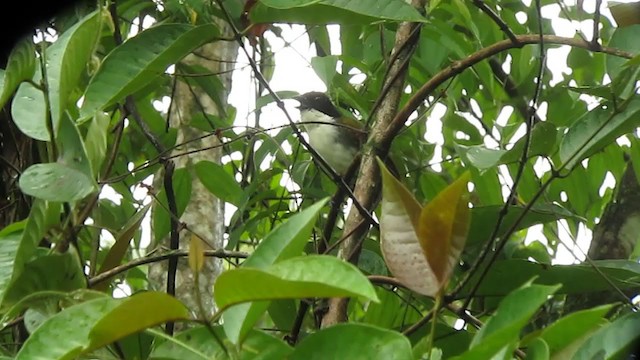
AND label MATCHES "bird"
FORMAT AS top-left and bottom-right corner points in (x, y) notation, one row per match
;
(293, 92), (366, 176)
